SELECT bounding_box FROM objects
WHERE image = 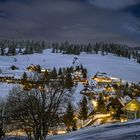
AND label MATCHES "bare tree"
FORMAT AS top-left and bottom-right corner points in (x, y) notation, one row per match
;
(6, 84), (71, 140)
